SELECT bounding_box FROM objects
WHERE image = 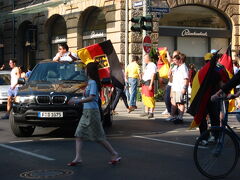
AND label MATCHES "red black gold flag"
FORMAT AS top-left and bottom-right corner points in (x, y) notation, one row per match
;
(77, 40), (125, 89)
(188, 55), (218, 128)
(219, 46), (235, 112)
(219, 46), (233, 78)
